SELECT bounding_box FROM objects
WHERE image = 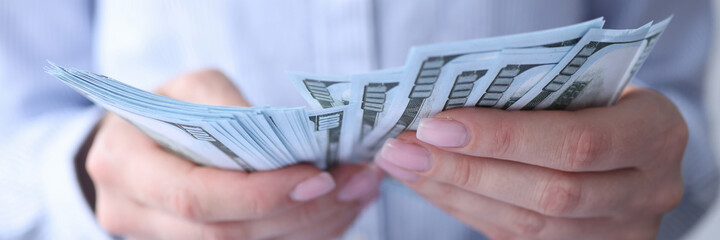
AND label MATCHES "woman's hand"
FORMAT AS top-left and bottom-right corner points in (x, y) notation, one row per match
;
(375, 87), (687, 240)
(88, 69), (383, 240)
